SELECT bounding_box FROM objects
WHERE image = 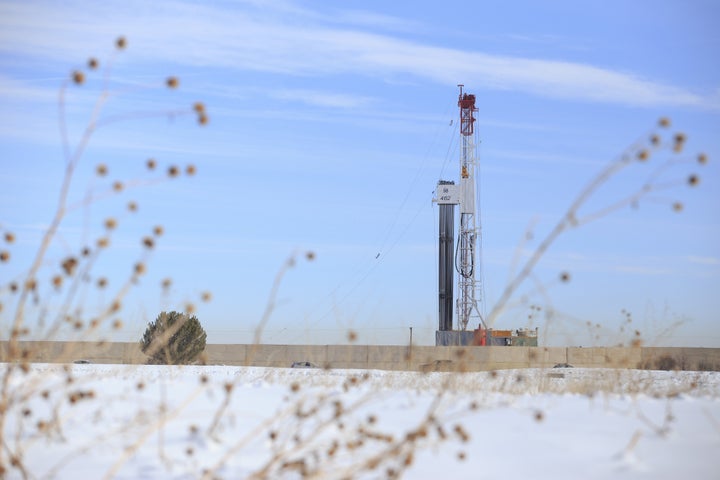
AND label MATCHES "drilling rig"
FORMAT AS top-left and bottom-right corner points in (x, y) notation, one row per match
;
(433, 86), (537, 347)
(433, 85), (483, 346)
